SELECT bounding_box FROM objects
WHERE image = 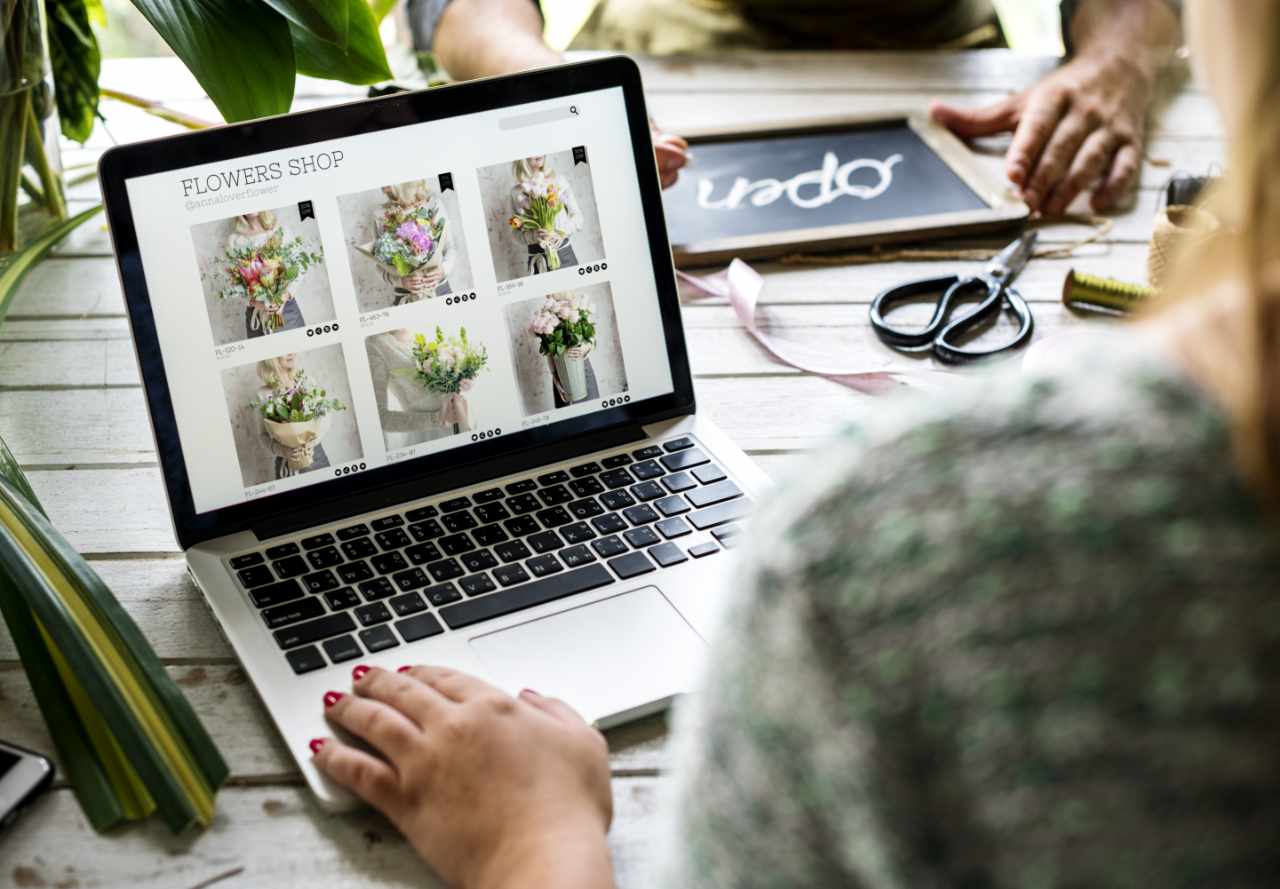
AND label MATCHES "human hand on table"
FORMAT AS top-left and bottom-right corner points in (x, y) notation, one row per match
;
(930, 51), (1153, 216)
(313, 665), (616, 889)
